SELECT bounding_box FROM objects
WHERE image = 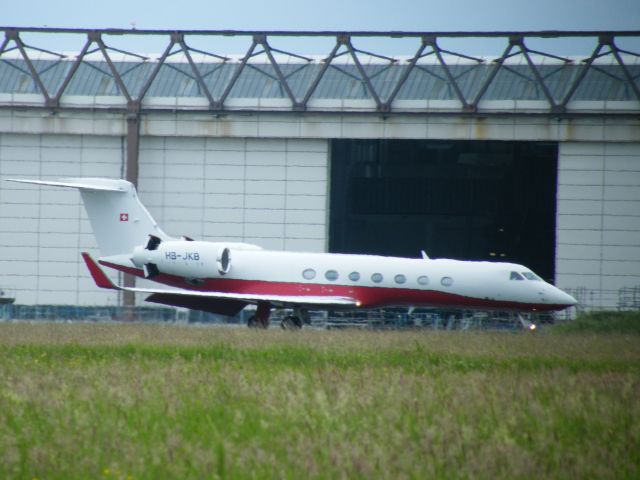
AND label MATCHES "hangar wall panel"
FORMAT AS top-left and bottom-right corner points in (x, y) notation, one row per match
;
(0, 133), (123, 305)
(138, 137), (328, 253)
(556, 142), (640, 308)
